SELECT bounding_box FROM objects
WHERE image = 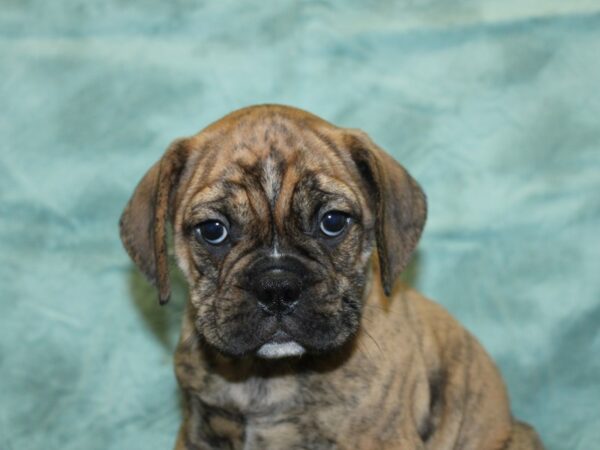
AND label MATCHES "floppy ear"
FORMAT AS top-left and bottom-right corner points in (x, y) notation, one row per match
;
(119, 139), (190, 305)
(346, 131), (427, 295)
